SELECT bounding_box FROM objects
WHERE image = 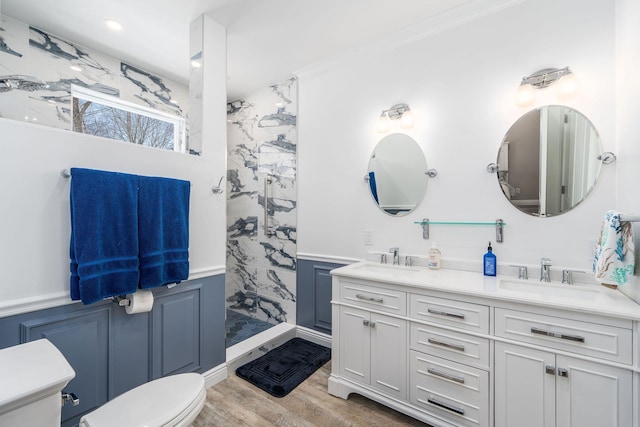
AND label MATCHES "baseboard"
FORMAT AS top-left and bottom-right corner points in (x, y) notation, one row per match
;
(202, 362), (228, 389)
